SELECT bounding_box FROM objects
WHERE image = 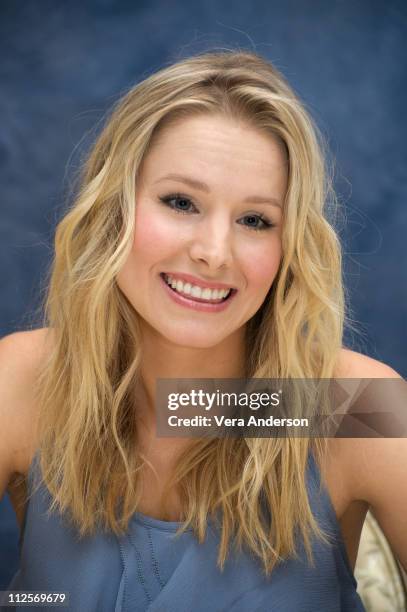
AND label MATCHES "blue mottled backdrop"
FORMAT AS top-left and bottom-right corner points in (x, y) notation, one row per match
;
(0, 0), (406, 588)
